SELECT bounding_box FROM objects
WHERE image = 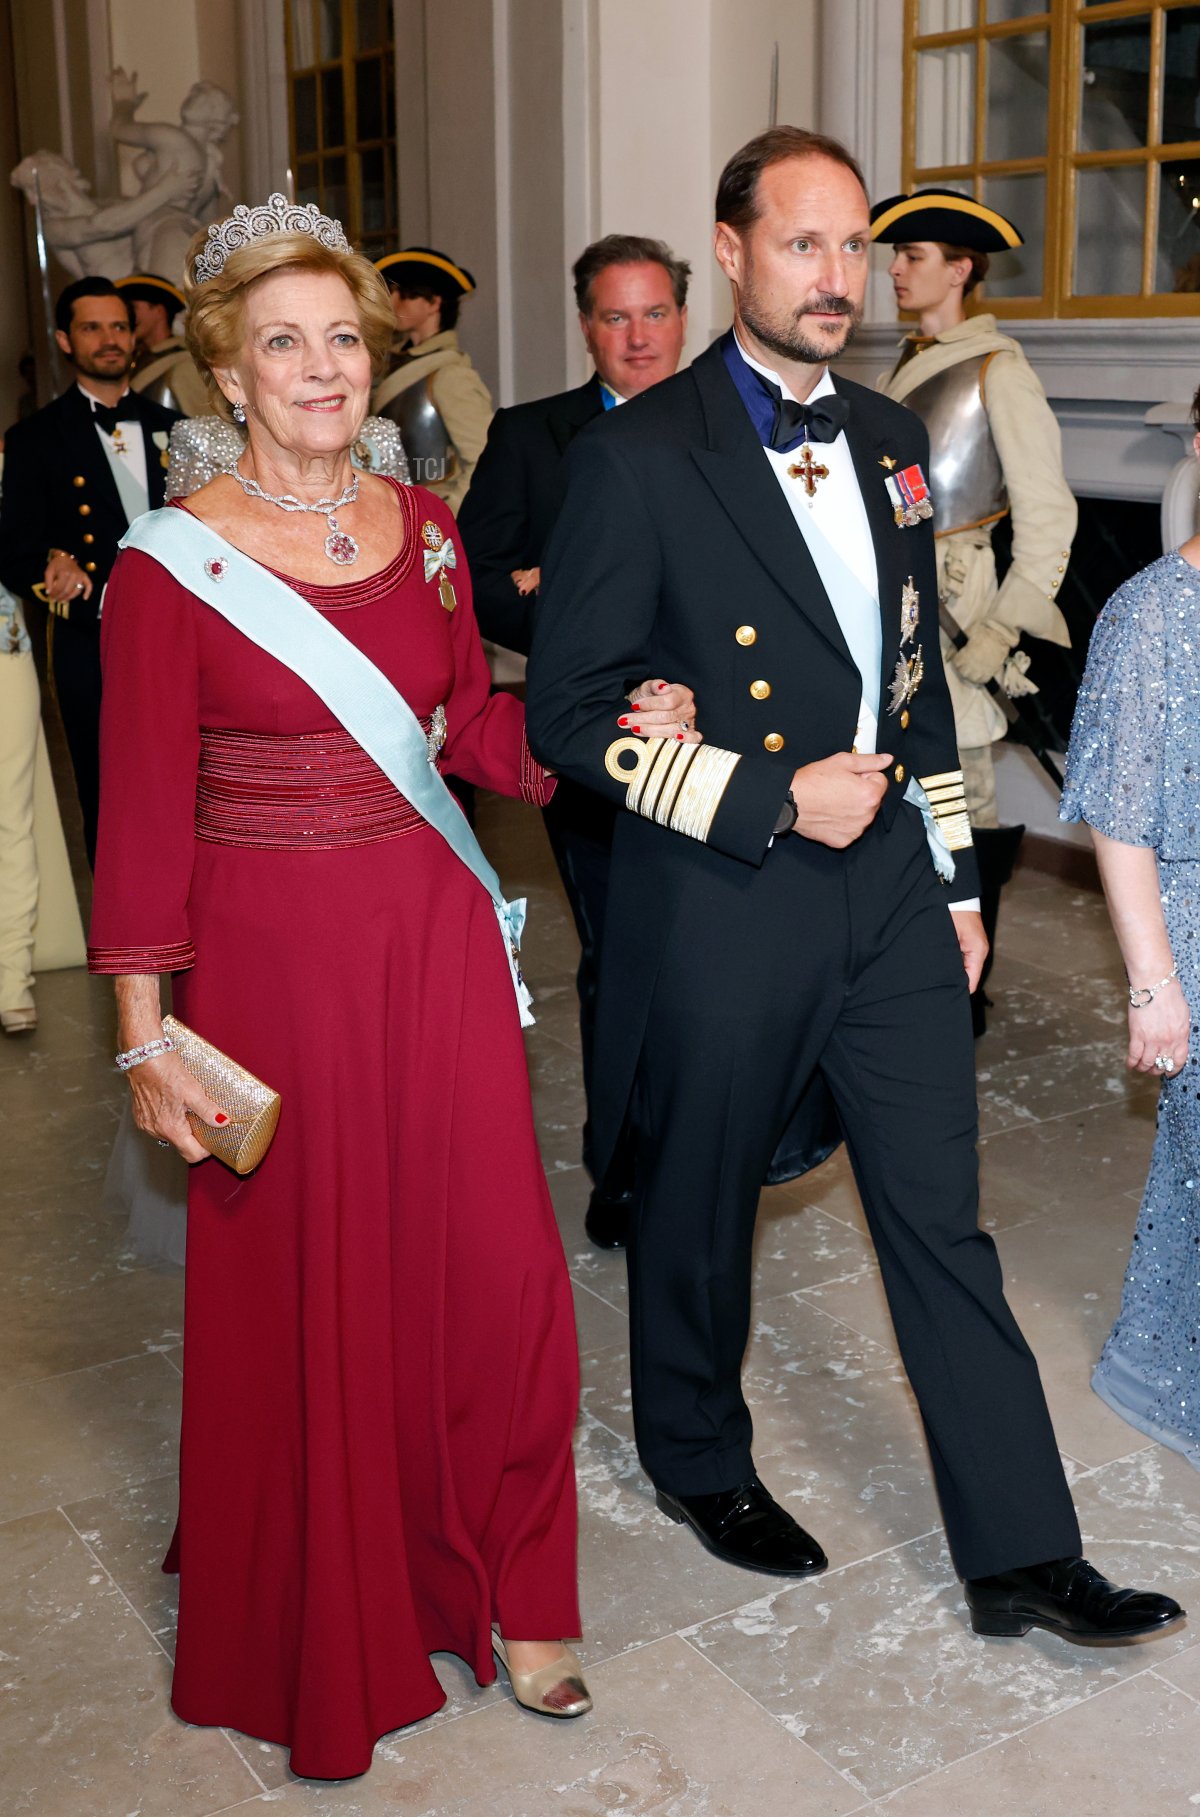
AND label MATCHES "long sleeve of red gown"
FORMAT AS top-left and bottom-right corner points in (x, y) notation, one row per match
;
(425, 495), (555, 808)
(88, 549), (201, 974)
